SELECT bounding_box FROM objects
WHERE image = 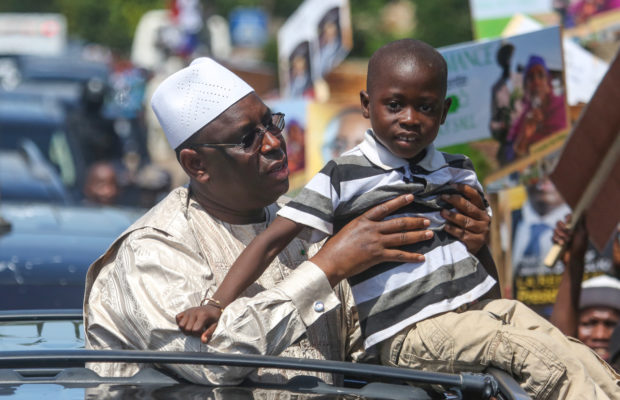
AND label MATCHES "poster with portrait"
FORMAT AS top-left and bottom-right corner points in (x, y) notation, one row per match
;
(501, 13), (610, 106)
(277, 0), (352, 98)
(305, 101), (370, 180)
(490, 148), (615, 317)
(266, 98), (310, 192)
(435, 26), (570, 170)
